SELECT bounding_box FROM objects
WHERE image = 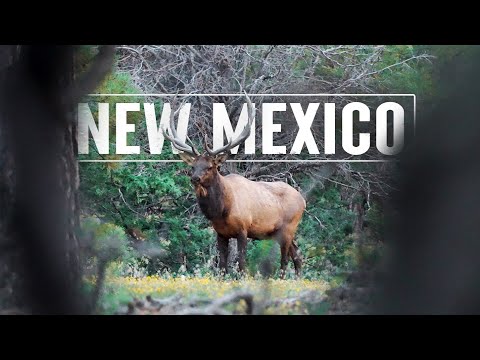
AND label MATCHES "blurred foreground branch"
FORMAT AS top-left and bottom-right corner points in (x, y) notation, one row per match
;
(0, 45), (115, 314)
